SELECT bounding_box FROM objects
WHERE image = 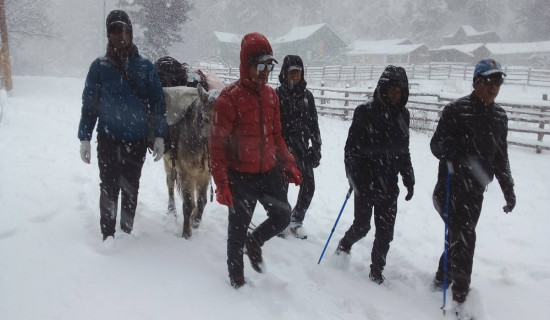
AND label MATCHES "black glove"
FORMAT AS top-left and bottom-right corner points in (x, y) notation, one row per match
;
(405, 185), (414, 201)
(308, 148), (321, 168)
(503, 187), (516, 213)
